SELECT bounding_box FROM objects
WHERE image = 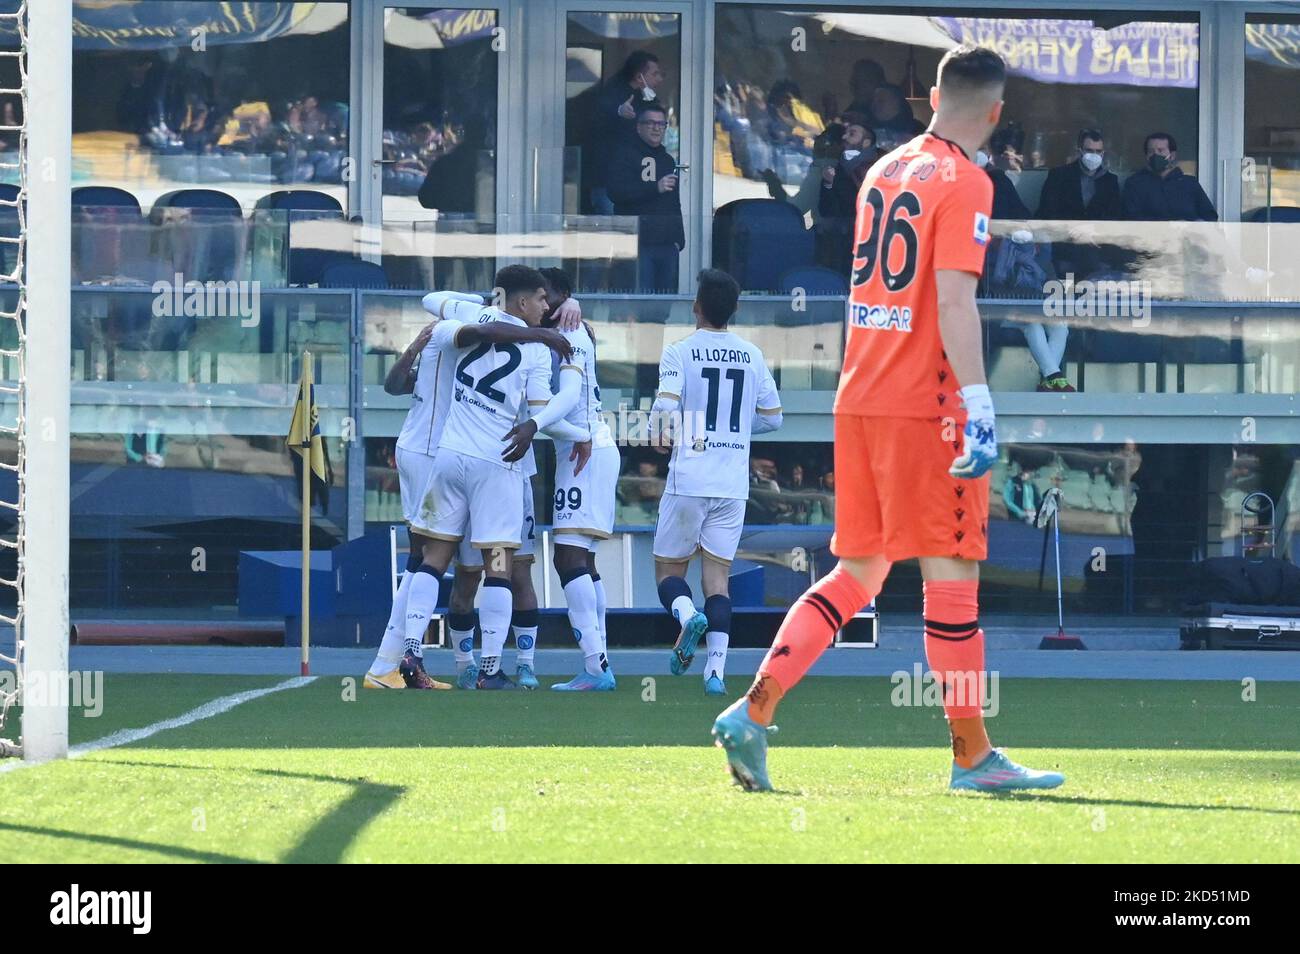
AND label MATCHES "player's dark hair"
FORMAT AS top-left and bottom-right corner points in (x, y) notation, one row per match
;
(936, 45), (1006, 98)
(696, 268), (740, 328)
(1077, 127), (1104, 148)
(618, 51), (659, 84)
(494, 264), (547, 301)
(1144, 131), (1176, 153)
(540, 267), (572, 298)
